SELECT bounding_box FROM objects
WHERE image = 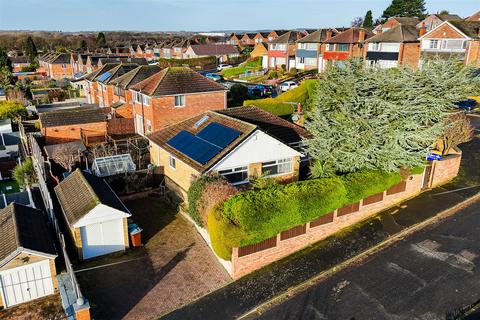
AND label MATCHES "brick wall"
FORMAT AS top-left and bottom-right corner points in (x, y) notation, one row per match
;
(42, 122), (107, 145)
(400, 42), (421, 69)
(466, 40), (480, 67)
(424, 23), (465, 39)
(107, 118), (135, 135)
(430, 153), (462, 188)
